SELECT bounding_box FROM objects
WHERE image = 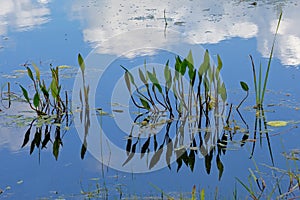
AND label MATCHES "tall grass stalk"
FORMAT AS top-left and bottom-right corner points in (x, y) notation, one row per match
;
(250, 11), (282, 108)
